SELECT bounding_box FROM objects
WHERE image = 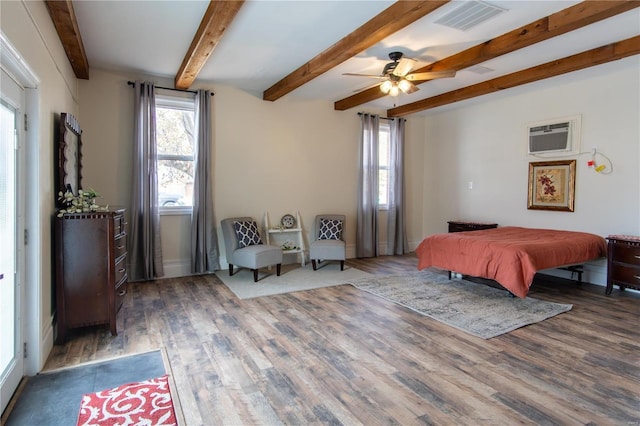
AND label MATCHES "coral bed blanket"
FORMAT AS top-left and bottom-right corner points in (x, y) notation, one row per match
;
(416, 226), (607, 298)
